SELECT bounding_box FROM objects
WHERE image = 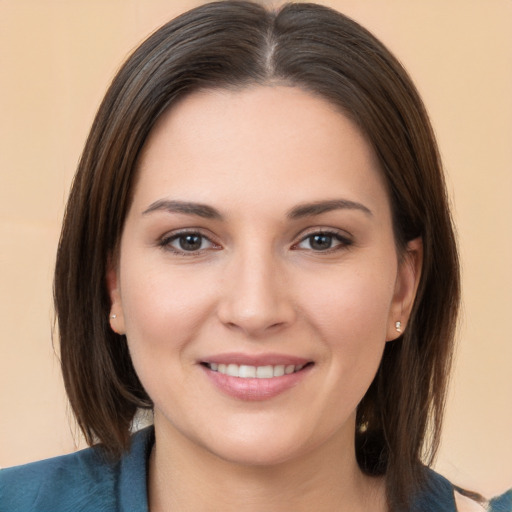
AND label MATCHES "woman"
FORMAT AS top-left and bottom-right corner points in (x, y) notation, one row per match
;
(1, 1), (510, 511)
